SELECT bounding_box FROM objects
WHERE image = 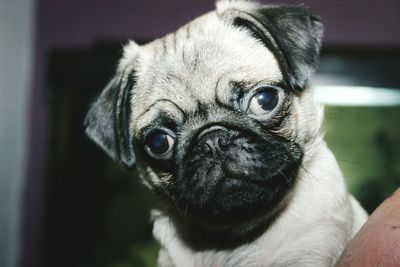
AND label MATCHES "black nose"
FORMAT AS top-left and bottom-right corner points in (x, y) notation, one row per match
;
(197, 126), (232, 154)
